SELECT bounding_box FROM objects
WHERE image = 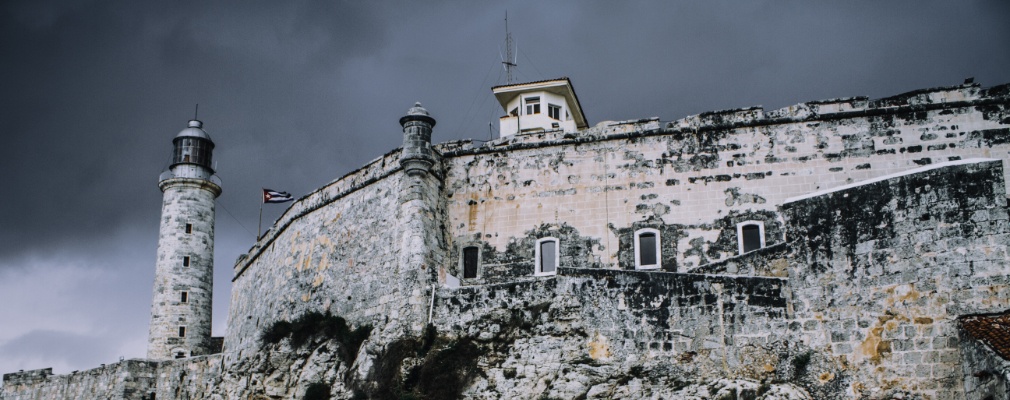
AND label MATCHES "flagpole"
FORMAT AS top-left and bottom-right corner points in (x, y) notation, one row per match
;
(257, 197), (264, 240)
